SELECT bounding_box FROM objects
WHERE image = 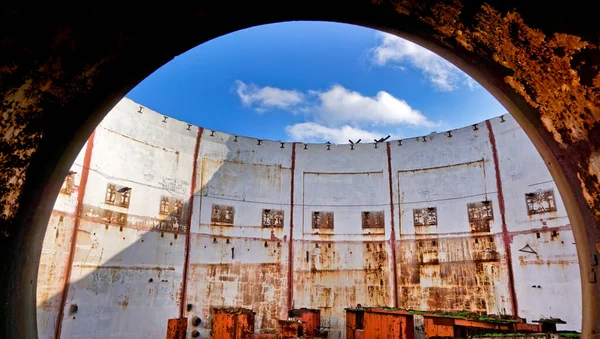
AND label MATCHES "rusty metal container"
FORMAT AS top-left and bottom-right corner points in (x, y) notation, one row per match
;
(277, 320), (304, 339)
(363, 308), (414, 339)
(422, 315), (455, 339)
(290, 308), (321, 337)
(213, 308), (256, 339)
(347, 308), (413, 339)
(345, 308), (366, 339)
(251, 334), (277, 339)
(166, 317), (187, 339)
